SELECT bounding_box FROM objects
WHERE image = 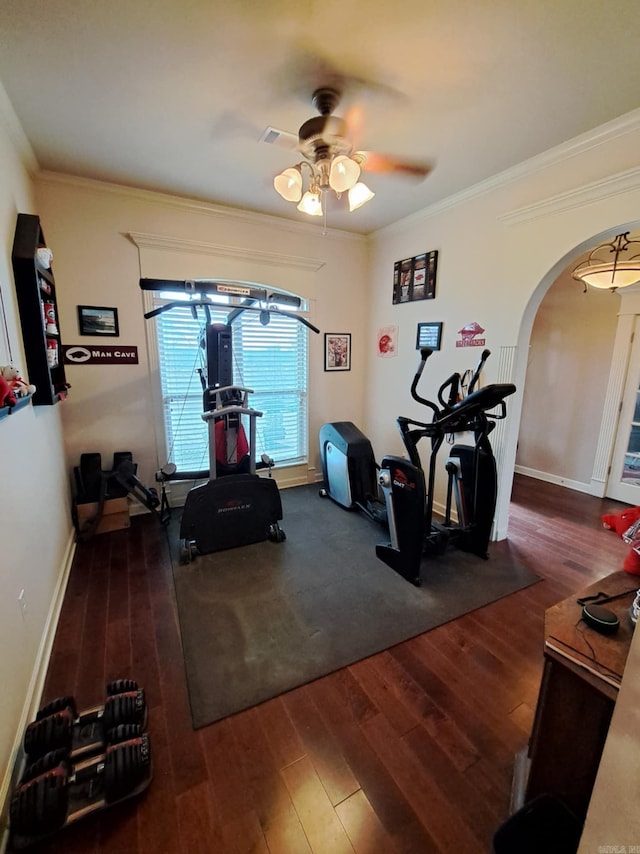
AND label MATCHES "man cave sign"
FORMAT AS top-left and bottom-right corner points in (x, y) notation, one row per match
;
(63, 345), (139, 365)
